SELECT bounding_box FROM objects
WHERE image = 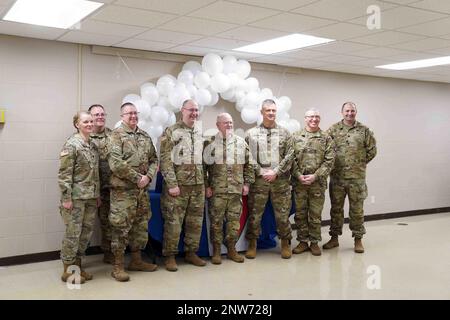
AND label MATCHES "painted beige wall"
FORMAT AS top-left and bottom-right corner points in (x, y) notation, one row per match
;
(0, 35), (449, 258)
